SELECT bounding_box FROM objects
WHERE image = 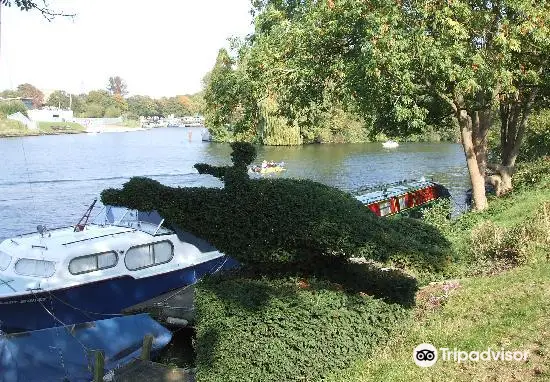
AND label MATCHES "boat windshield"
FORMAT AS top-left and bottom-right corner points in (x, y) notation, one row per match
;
(92, 206), (174, 236)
